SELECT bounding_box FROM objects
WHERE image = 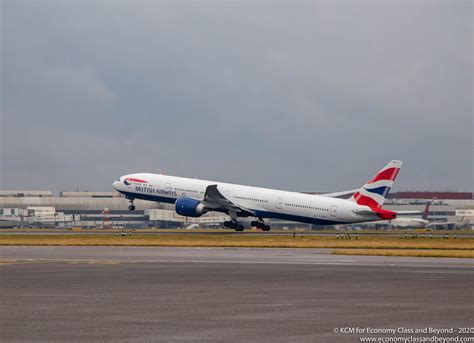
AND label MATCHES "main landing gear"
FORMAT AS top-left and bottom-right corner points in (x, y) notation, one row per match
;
(251, 218), (271, 231)
(224, 219), (244, 232)
(128, 198), (136, 211)
(223, 218), (271, 232)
